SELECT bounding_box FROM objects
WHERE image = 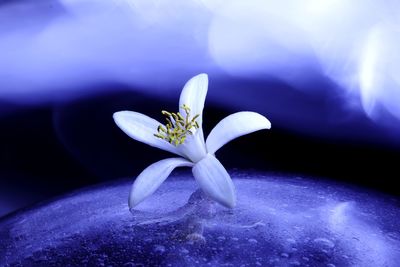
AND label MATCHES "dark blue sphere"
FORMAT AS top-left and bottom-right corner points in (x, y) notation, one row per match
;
(1, 172), (399, 266)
